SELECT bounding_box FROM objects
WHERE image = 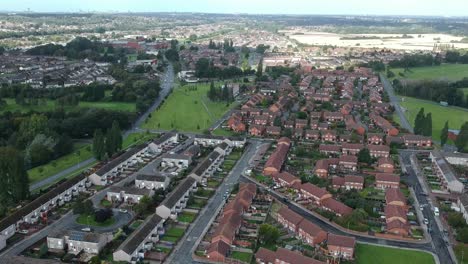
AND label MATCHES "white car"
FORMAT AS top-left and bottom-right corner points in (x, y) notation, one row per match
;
(81, 227), (92, 232)
(119, 209), (128, 213)
(423, 218), (429, 225)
